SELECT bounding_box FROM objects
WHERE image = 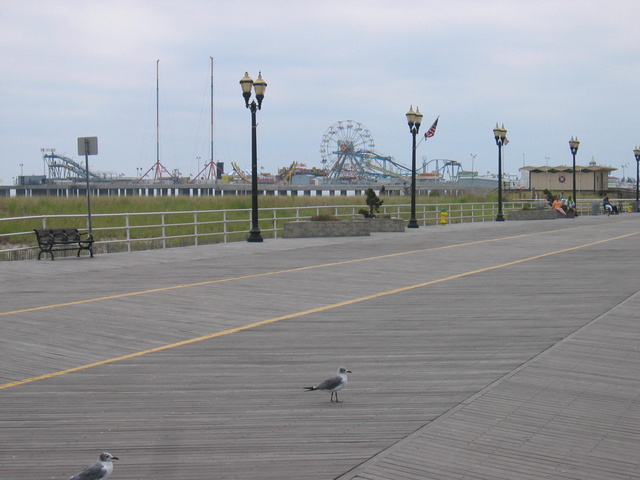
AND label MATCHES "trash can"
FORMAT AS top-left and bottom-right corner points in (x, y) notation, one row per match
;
(591, 203), (600, 216)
